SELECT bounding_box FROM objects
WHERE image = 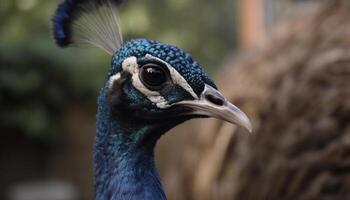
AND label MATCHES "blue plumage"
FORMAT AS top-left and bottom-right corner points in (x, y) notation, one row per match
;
(93, 39), (219, 200)
(109, 39), (216, 95)
(94, 86), (170, 200)
(52, 1), (252, 200)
